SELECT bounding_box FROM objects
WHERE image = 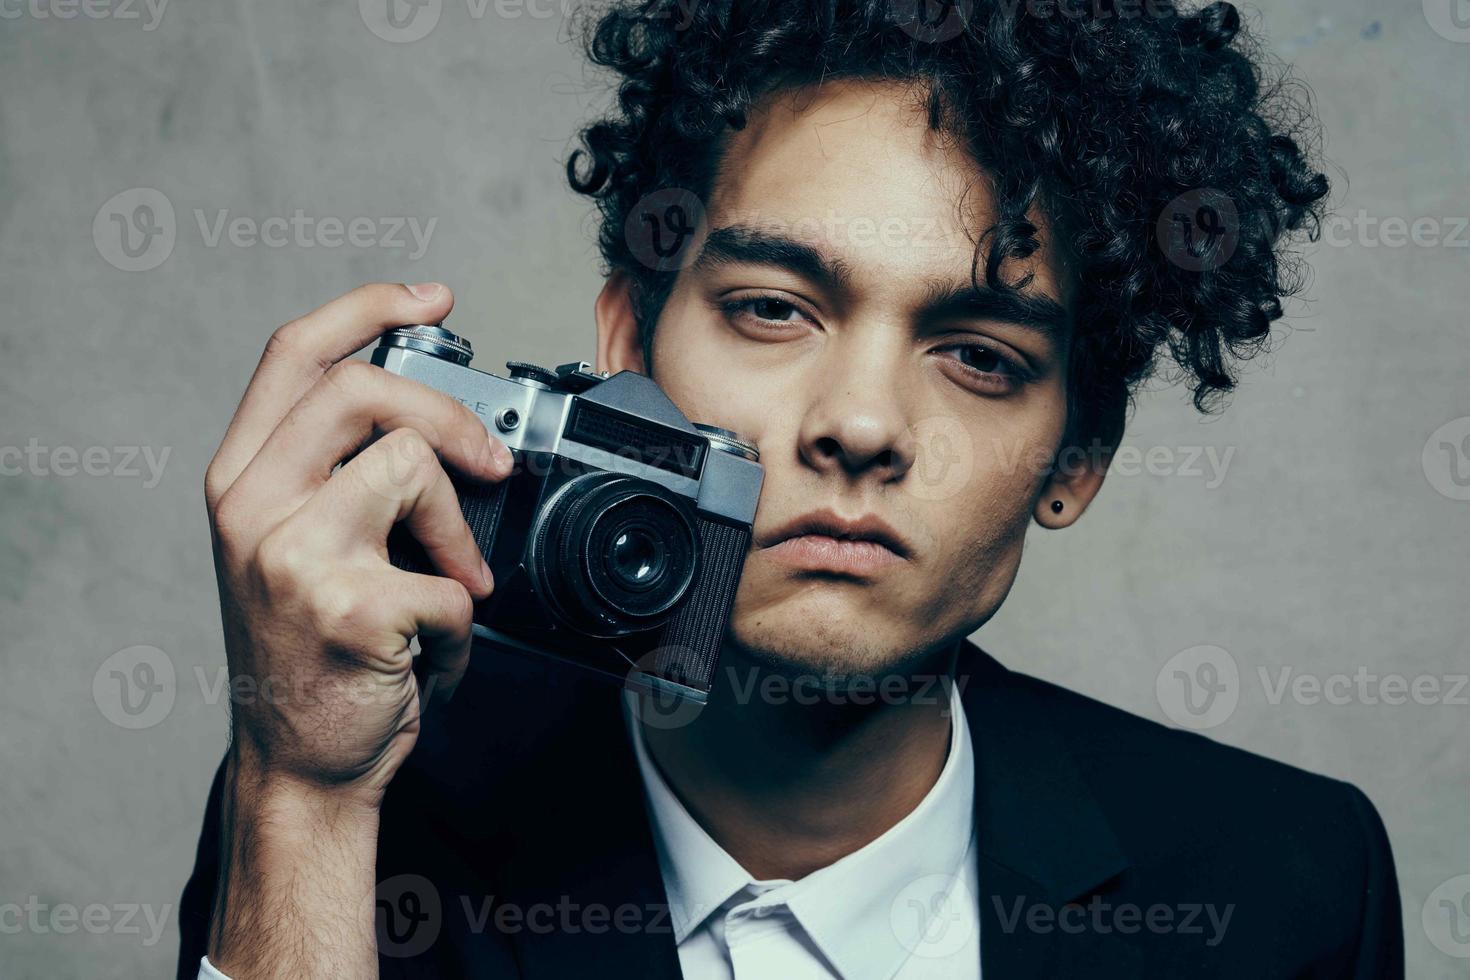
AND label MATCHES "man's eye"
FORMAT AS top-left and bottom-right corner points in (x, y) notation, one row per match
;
(722, 296), (806, 325)
(953, 345), (1015, 375)
(937, 343), (1032, 393)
